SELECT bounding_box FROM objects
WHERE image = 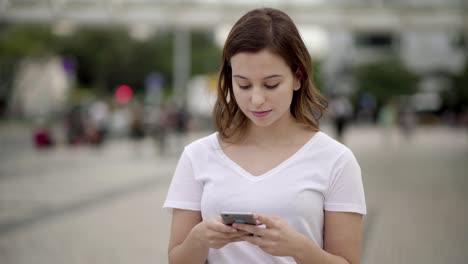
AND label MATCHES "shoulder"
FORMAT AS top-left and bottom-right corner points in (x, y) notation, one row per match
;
(312, 131), (356, 162)
(183, 132), (218, 157)
(314, 131), (350, 153)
